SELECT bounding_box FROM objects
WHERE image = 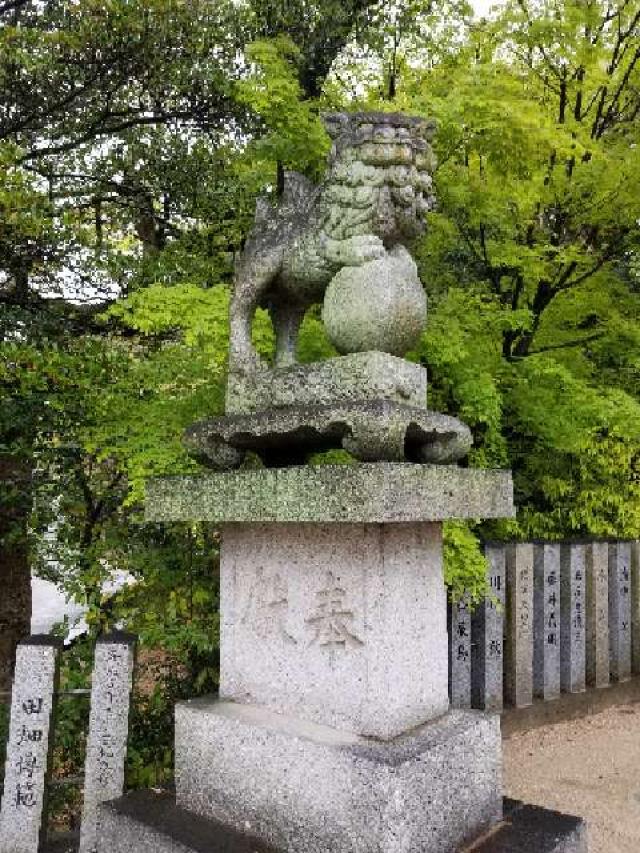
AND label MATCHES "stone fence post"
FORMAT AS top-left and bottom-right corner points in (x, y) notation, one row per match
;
(609, 542), (632, 683)
(471, 544), (505, 712)
(79, 632), (137, 853)
(586, 542), (610, 688)
(560, 542), (586, 693)
(505, 543), (534, 708)
(533, 543), (561, 701)
(448, 597), (472, 709)
(455, 538), (639, 712)
(632, 541), (640, 675)
(0, 636), (61, 853)
(0, 632), (137, 853)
